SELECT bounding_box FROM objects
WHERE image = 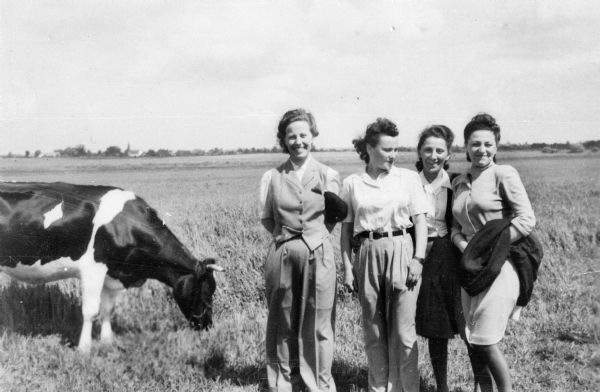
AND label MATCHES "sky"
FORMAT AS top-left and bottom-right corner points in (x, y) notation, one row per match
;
(1, 0), (600, 155)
